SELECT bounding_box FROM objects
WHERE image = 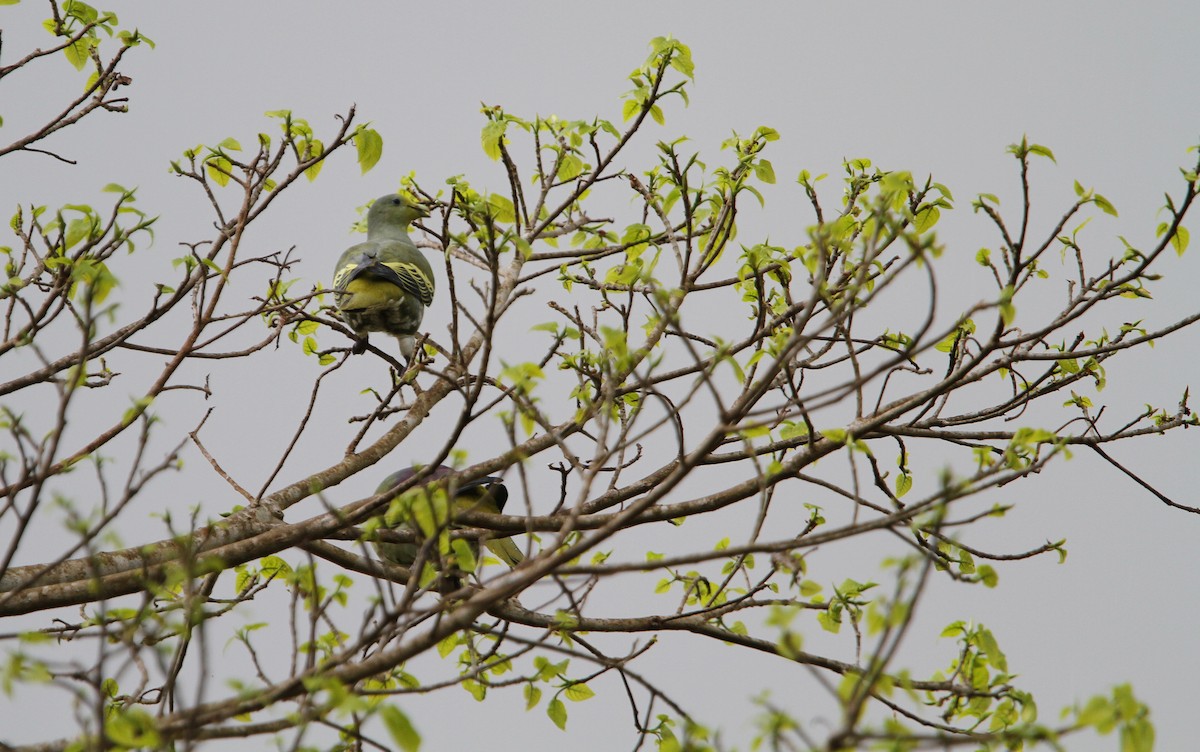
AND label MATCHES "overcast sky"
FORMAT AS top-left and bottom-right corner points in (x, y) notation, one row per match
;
(3, 2), (1198, 750)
